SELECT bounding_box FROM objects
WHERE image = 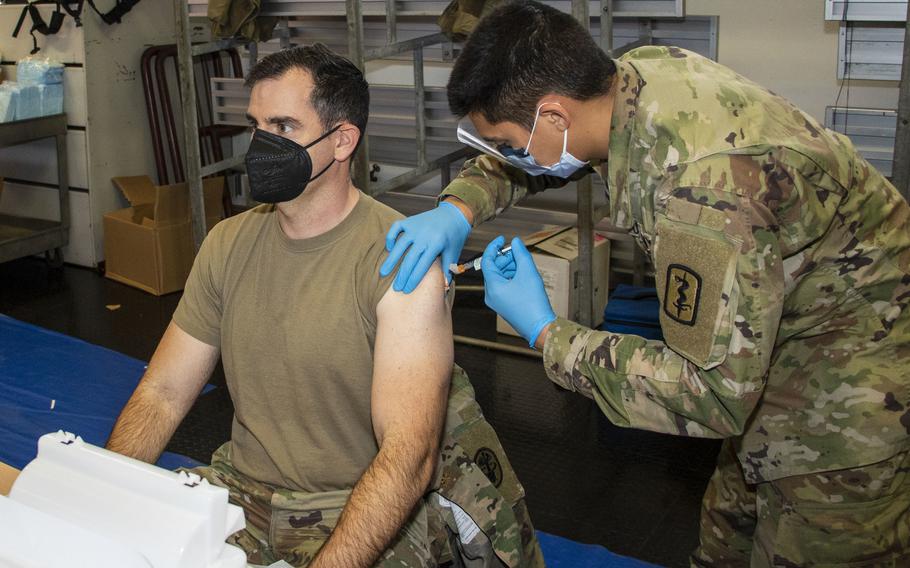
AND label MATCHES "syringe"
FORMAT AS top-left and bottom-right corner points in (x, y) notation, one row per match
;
(449, 245), (513, 275)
